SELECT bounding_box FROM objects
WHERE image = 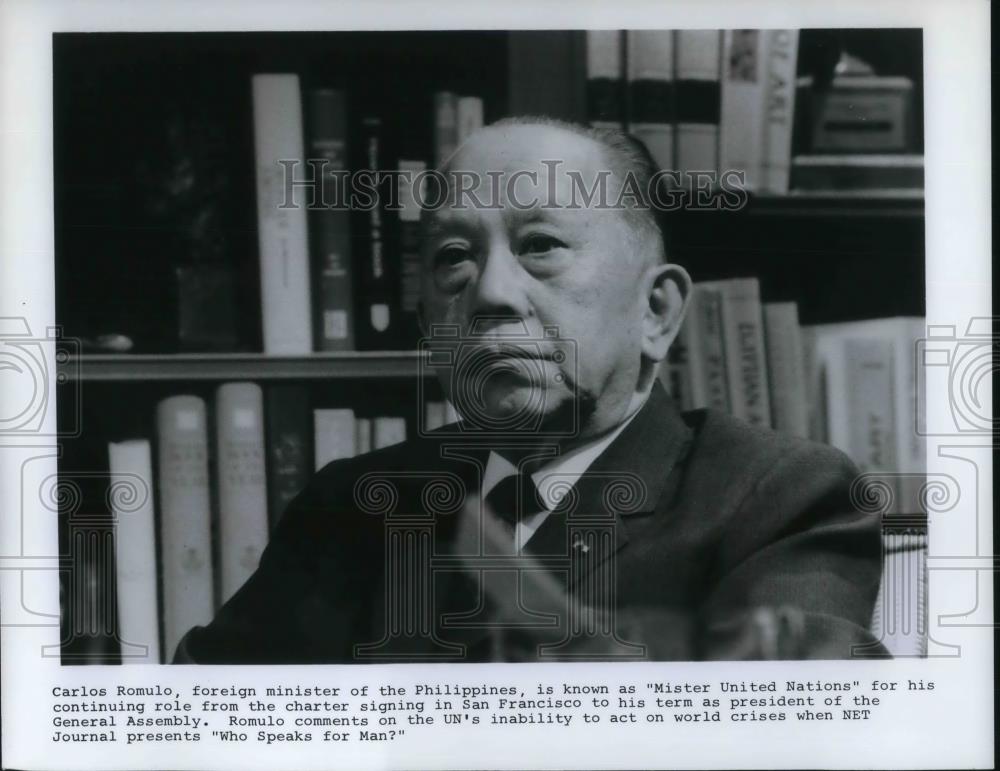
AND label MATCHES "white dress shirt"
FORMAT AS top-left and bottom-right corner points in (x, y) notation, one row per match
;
(480, 406), (643, 551)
